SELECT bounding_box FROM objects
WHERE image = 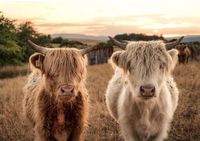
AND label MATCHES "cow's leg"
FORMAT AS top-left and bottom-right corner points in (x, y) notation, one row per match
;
(34, 93), (52, 141)
(154, 123), (169, 141)
(122, 130), (136, 141)
(186, 56), (189, 64)
(183, 55), (186, 64)
(119, 121), (136, 141)
(34, 124), (51, 141)
(68, 124), (84, 141)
